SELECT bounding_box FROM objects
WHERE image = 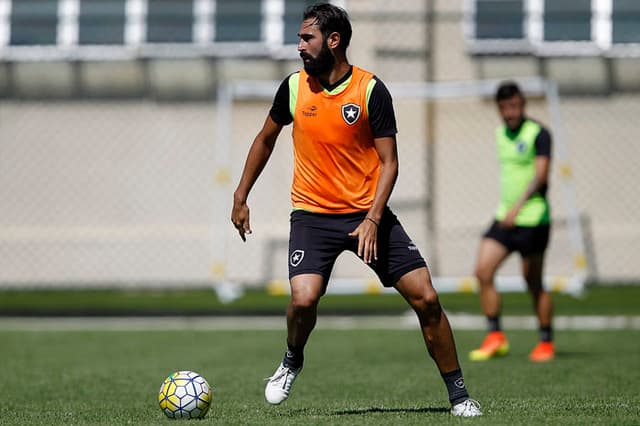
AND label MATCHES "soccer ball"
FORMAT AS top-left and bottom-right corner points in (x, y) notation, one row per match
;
(158, 370), (213, 419)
